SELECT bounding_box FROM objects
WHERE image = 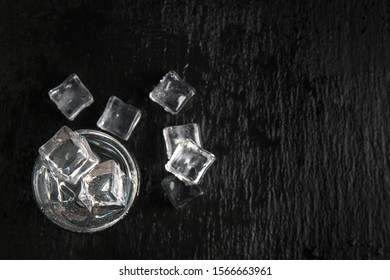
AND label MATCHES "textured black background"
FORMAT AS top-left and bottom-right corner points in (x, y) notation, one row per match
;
(1, 0), (390, 260)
